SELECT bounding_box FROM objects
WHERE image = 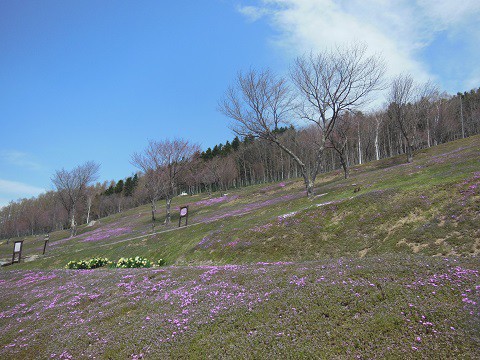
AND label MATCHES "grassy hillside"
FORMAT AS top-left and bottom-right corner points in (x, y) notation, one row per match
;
(1, 256), (478, 359)
(1, 136), (479, 359)
(1, 135), (479, 268)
